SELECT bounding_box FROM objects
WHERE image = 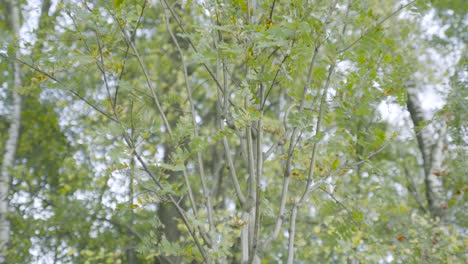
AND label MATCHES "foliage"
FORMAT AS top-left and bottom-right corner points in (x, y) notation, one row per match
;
(0, 0), (465, 263)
